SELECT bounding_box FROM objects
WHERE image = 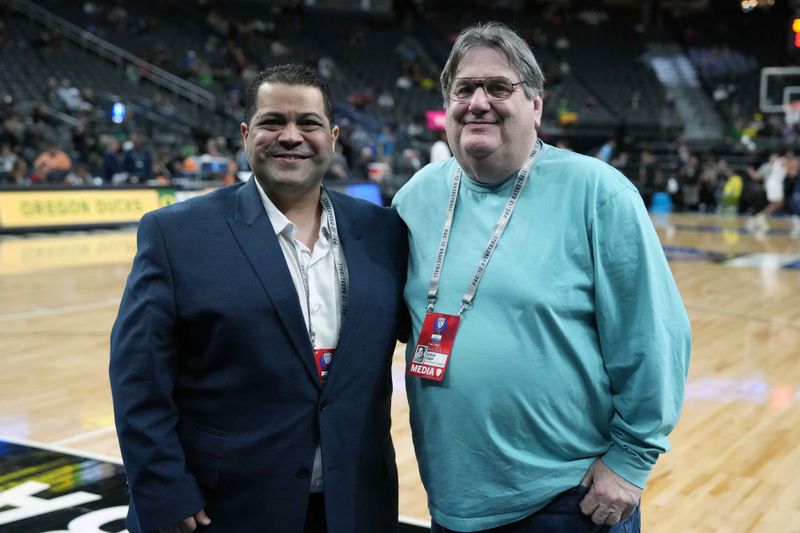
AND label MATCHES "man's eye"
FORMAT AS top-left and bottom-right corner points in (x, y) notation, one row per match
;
(454, 85), (474, 97)
(487, 81), (511, 95)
